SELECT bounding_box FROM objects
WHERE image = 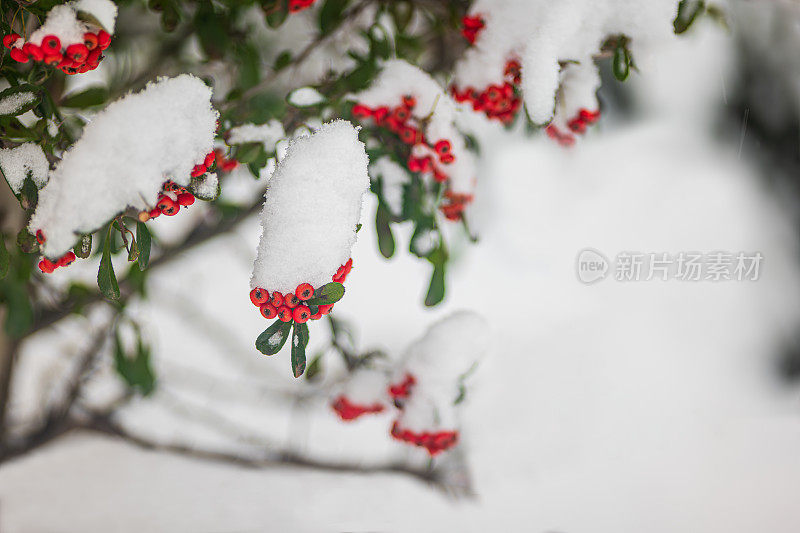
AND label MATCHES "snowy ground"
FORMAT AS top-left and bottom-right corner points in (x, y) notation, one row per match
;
(2, 20), (800, 533)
